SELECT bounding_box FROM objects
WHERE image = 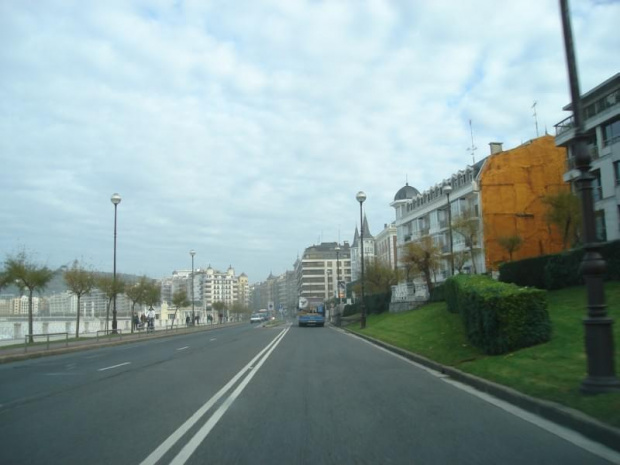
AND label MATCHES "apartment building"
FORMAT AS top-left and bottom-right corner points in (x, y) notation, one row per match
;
(295, 242), (352, 304)
(391, 135), (567, 296)
(375, 223), (398, 270)
(555, 73), (620, 242)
